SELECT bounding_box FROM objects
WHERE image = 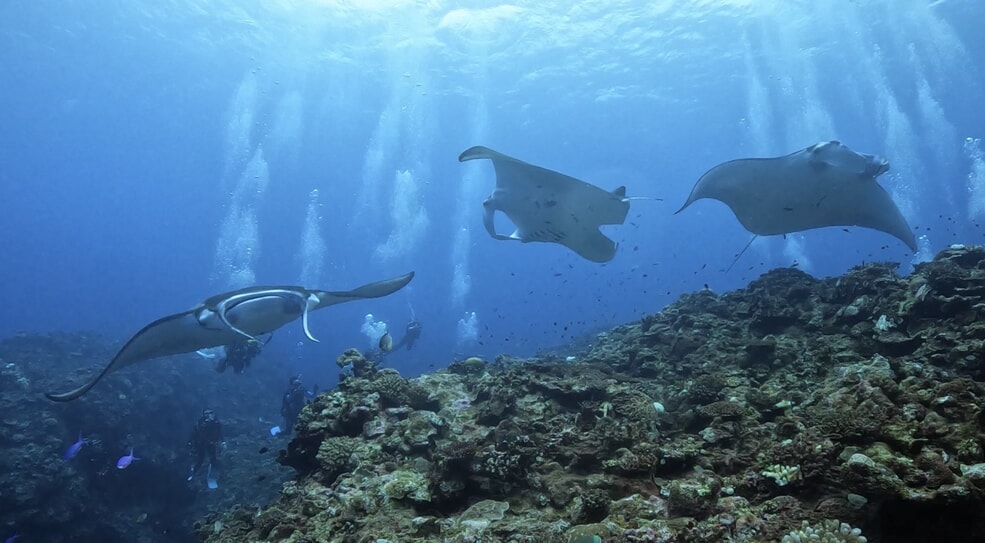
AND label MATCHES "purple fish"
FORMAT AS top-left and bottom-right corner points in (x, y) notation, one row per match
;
(5, 534), (20, 543)
(63, 431), (86, 460)
(116, 447), (139, 469)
